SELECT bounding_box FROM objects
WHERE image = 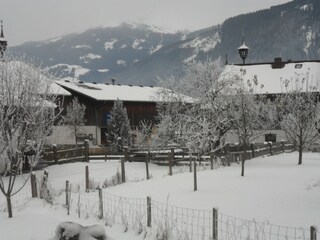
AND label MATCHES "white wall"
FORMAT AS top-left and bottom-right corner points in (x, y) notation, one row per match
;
(47, 125), (101, 145)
